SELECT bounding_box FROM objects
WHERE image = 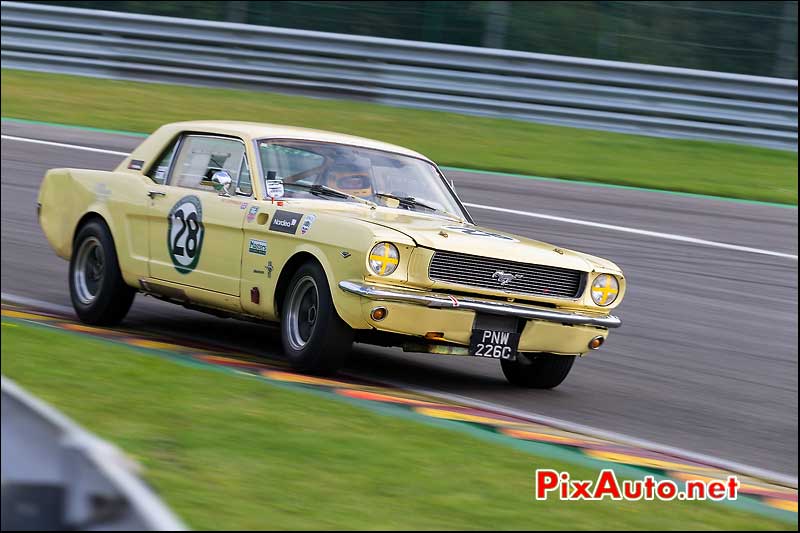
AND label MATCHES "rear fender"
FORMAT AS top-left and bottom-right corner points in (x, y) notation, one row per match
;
(38, 168), (150, 283)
